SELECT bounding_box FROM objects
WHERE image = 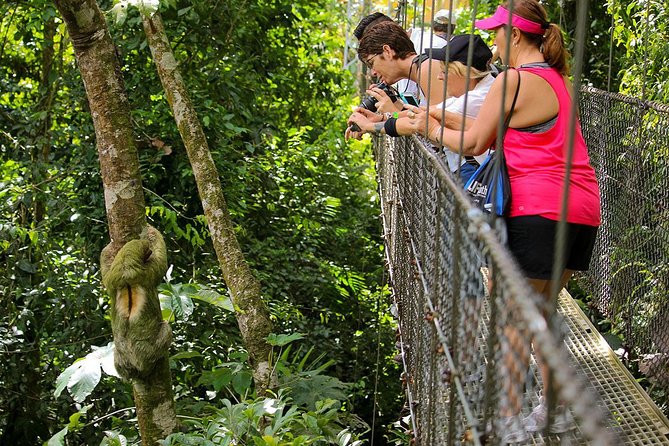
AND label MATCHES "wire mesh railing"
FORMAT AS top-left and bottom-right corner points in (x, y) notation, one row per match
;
(375, 134), (620, 445)
(578, 87), (669, 390)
